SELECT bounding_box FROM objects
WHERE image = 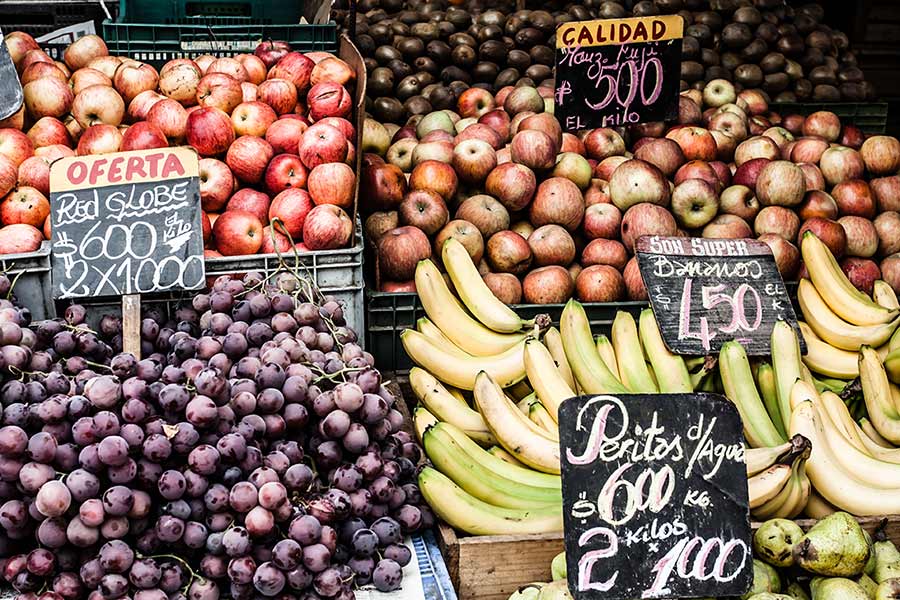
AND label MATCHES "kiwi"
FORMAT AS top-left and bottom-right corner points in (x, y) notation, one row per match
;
(495, 68), (520, 88)
(525, 64), (552, 82)
(395, 75), (422, 100)
(450, 44), (477, 69)
(372, 97), (404, 123)
(368, 67), (396, 97)
(812, 84), (841, 101)
(762, 72), (789, 93)
(733, 6), (762, 26)
(734, 63), (764, 87)
(760, 52), (786, 74)
(507, 49), (531, 71)
(473, 62), (500, 83)
(721, 23), (752, 49)
(403, 96), (432, 116)
(681, 61), (705, 82)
